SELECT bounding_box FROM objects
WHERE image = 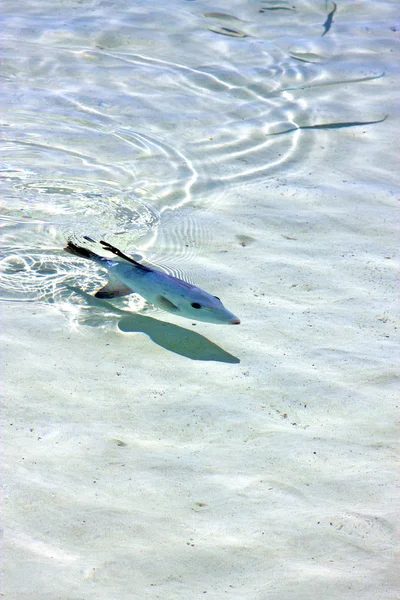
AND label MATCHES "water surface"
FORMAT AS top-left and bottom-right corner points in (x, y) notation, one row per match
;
(2, 1), (398, 599)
